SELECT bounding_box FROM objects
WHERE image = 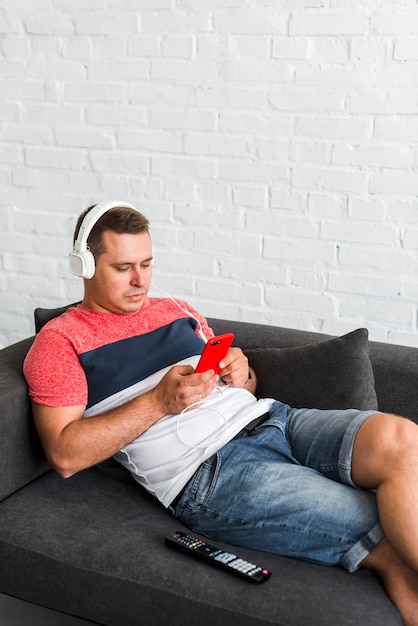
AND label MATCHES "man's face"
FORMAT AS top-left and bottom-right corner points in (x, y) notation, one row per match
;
(83, 230), (154, 315)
